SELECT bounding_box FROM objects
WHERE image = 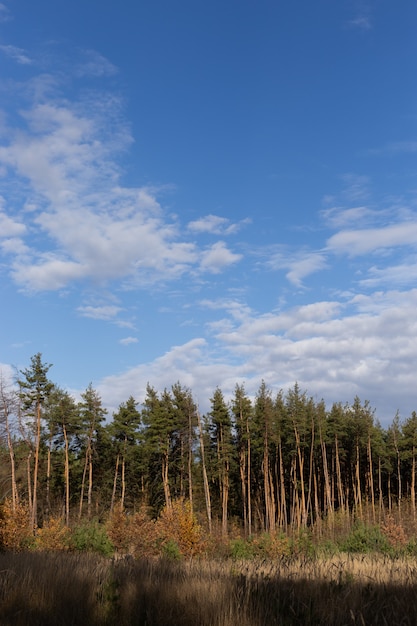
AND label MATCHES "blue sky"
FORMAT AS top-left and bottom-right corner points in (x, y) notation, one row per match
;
(1, 0), (417, 424)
